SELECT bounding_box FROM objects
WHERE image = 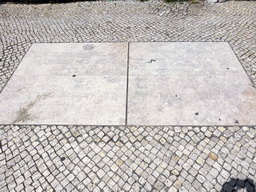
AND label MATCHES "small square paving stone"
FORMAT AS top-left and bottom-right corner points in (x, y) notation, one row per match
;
(0, 43), (128, 125)
(128, 42), (256, 125)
